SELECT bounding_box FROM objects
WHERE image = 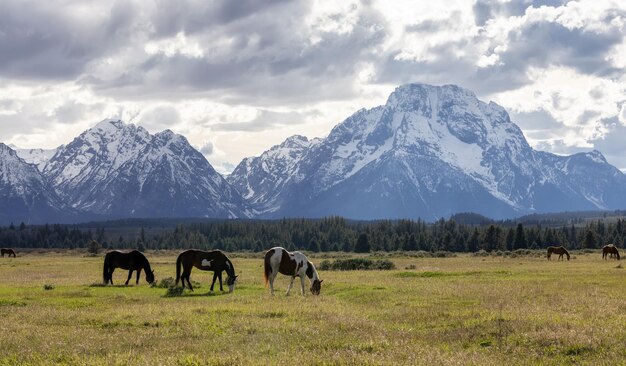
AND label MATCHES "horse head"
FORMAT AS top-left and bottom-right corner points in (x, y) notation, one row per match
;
(310, 279), (323, 295)
(146, 270), (155, 284)
(227, 275), (238, 293)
